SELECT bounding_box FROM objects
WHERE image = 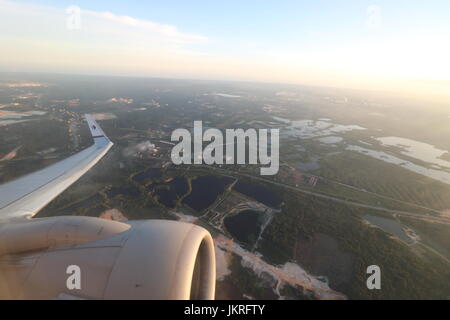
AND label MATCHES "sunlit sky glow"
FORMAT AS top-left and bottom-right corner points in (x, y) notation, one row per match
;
(1, 0), (449, 96)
